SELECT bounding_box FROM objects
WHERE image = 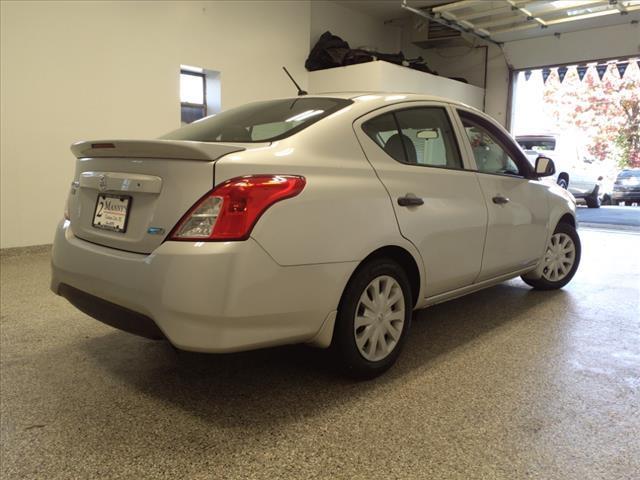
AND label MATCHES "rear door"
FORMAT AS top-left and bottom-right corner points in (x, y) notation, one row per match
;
(454, 109), (549, 280)
(354, 103), (488, 297)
